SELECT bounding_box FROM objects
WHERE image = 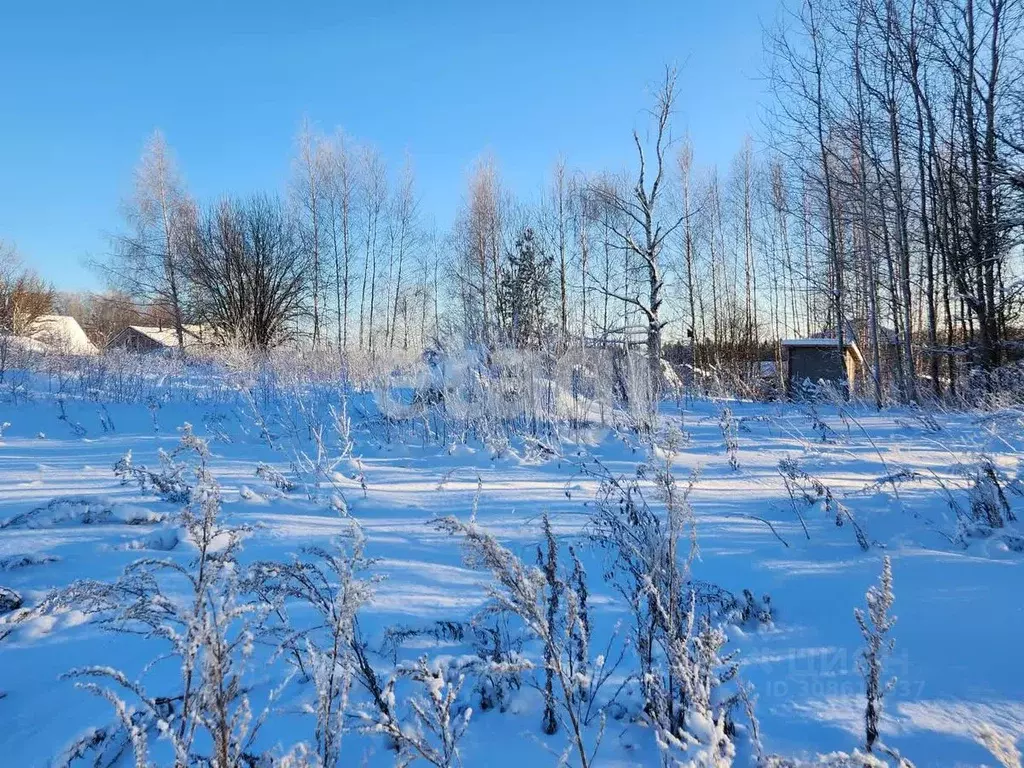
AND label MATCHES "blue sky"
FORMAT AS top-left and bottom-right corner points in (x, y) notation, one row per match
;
(0, 0), (776, 291)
